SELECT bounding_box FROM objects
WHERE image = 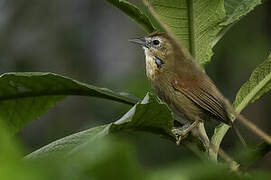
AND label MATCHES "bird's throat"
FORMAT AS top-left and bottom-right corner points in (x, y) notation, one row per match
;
(143, 47), (157, 80)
